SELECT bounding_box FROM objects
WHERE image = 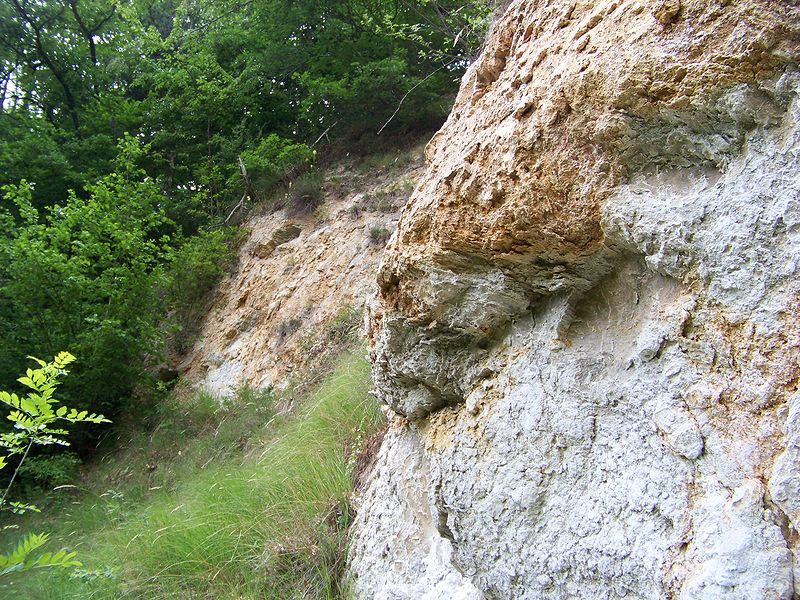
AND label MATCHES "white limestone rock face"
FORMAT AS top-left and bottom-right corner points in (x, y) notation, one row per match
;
(348, 1), (800, 598)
